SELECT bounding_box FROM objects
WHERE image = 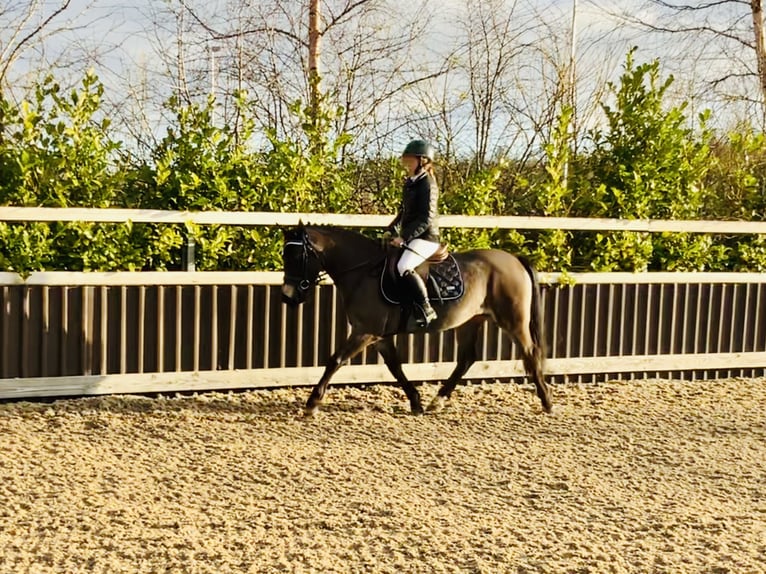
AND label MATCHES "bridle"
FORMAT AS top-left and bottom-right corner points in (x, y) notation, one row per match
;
(283, 233), (327, 296)
(283, 231), (387, 296)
